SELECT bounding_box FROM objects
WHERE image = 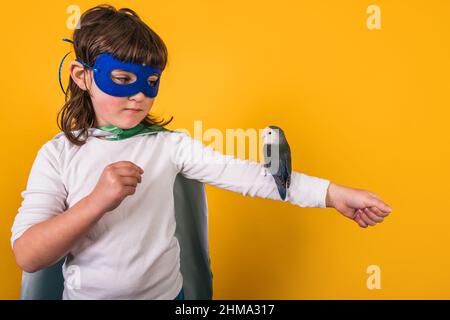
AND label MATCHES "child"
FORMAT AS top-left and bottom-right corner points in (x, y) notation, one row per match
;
(11, 5), (392, 300)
